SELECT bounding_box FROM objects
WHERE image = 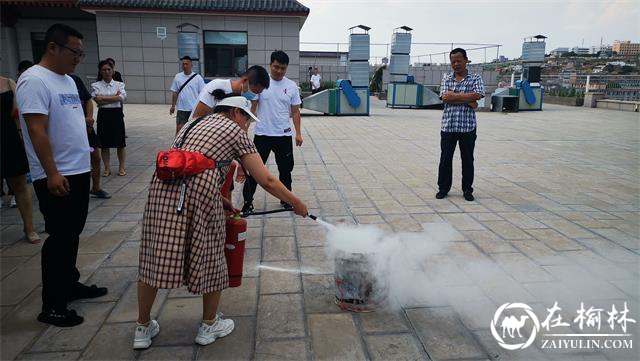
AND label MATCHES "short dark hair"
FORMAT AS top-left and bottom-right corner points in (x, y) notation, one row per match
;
(106, 57), (115, 65)
(98, 59), (113, 70)
(44, 23), (83, 47)
(180, 56), (193, 61)
(449, 48), (468, 60)
(243, 65), (270, 89)
(270, 50), (289, 65)
(18, 60), (34, 73)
